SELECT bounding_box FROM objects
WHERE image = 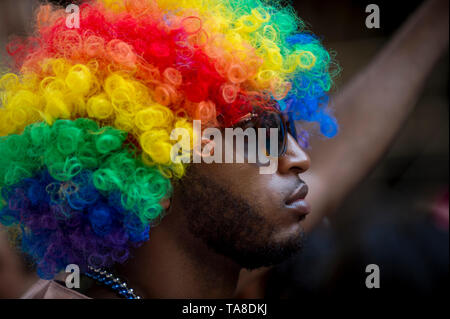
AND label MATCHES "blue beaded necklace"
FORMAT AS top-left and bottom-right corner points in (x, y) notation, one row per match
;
(85, 266), (142, 299)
